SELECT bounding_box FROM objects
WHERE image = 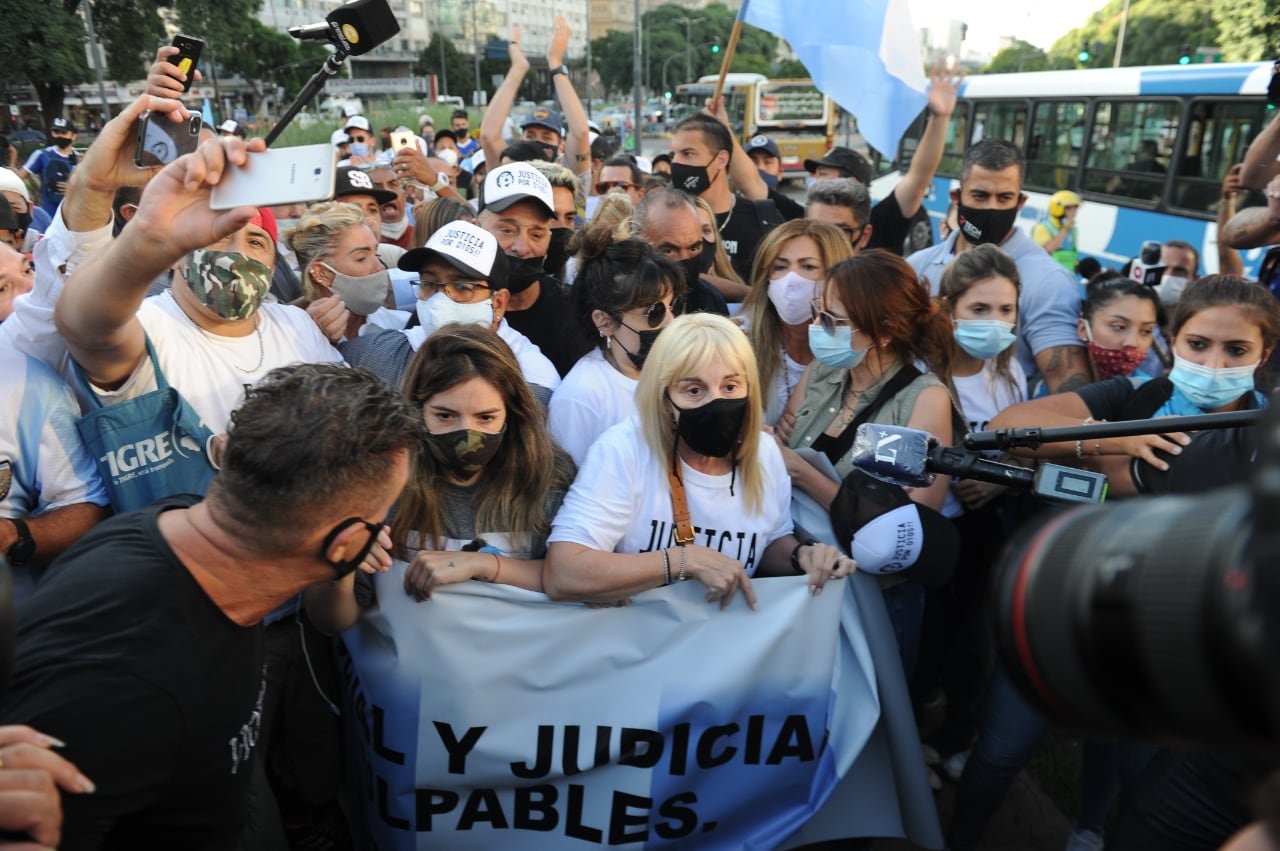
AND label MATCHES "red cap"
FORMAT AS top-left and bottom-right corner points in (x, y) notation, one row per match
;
(247, 208), (278, 246)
